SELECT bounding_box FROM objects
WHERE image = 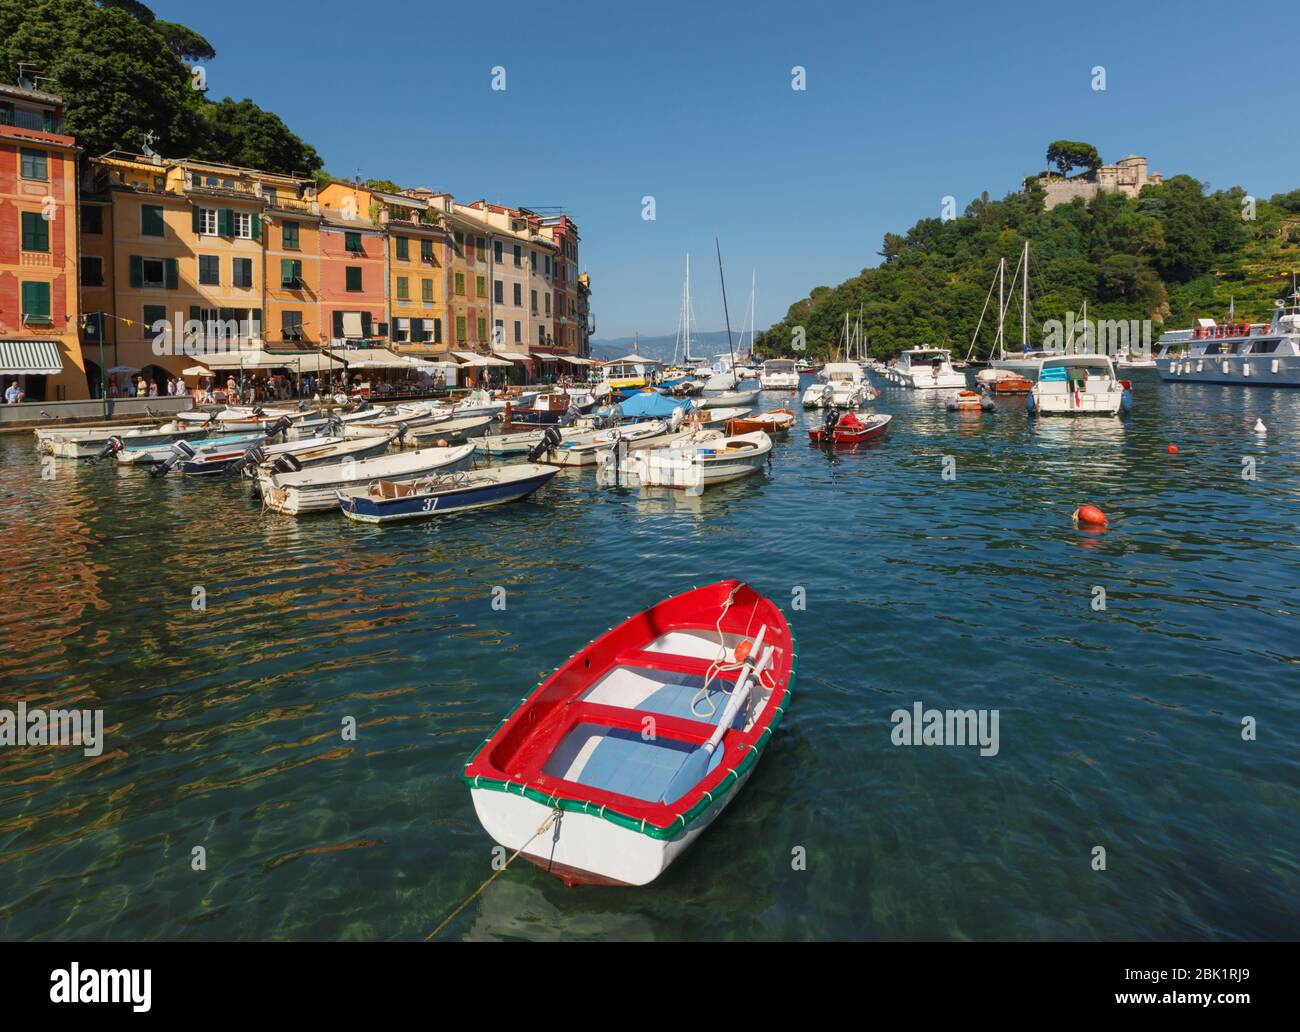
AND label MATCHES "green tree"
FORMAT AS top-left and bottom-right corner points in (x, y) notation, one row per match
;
(1045, 140), (1102, 177)
(192, 97), (322, 174)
